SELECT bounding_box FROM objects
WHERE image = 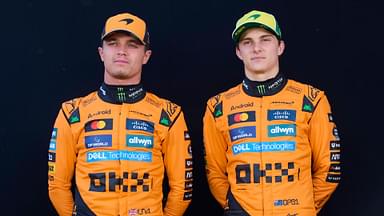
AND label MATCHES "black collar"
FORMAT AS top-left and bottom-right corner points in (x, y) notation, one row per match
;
(98, 82), (146, 104)
(242, 73), (287, 97)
